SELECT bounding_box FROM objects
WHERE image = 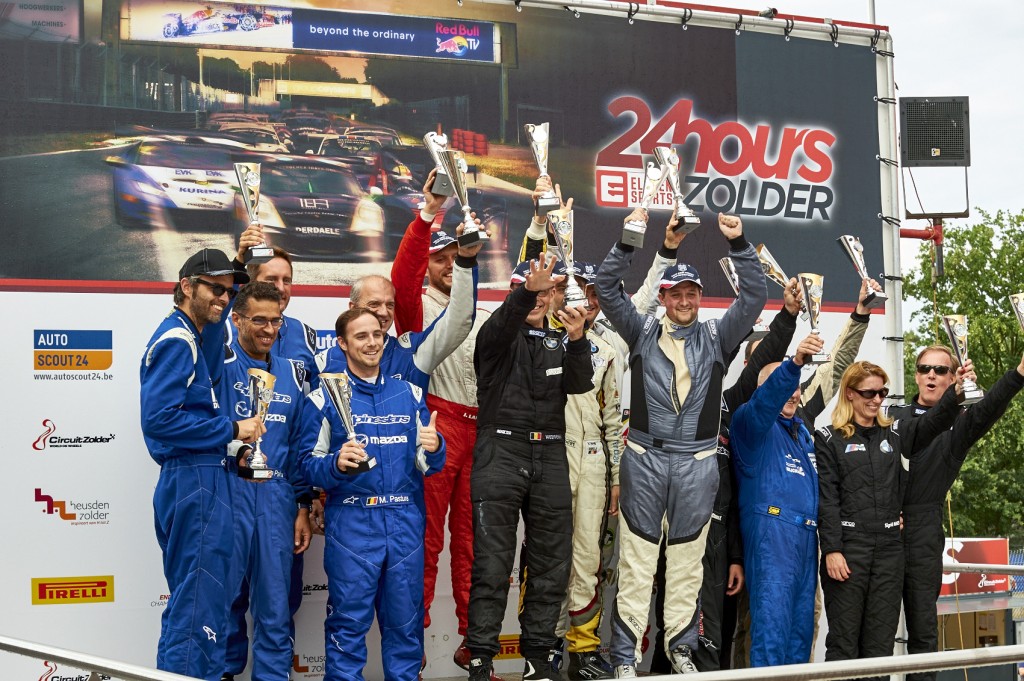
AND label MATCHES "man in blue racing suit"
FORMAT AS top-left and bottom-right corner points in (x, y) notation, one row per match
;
(220, 281), (314, 681)
(729, 334), (824, 667)
(298, 307), (446, 681)
(140, 248), (264, 680)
